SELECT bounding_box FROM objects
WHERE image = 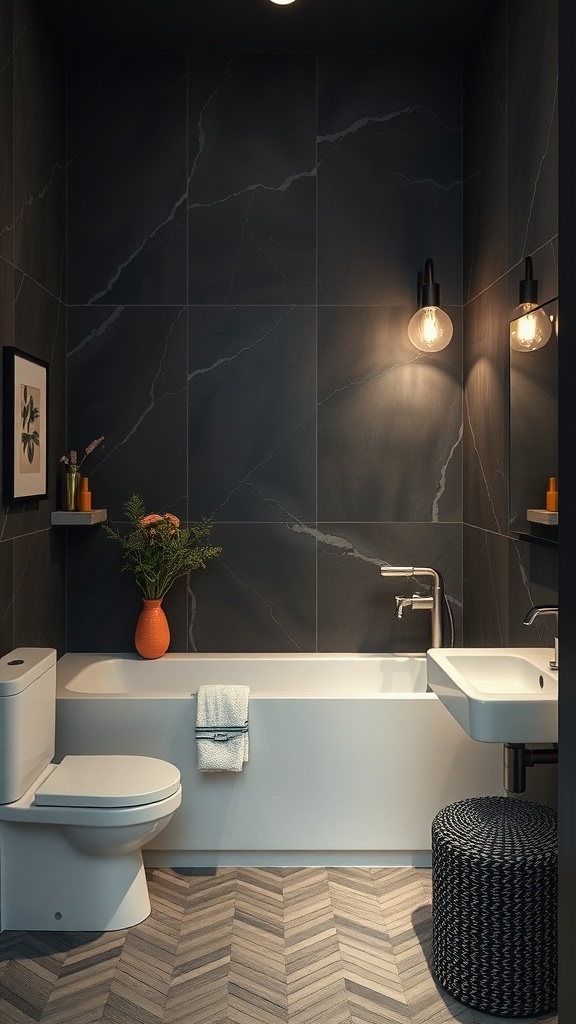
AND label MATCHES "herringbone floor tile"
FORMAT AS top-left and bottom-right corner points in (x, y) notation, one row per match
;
(0, 867), (558, 1024)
